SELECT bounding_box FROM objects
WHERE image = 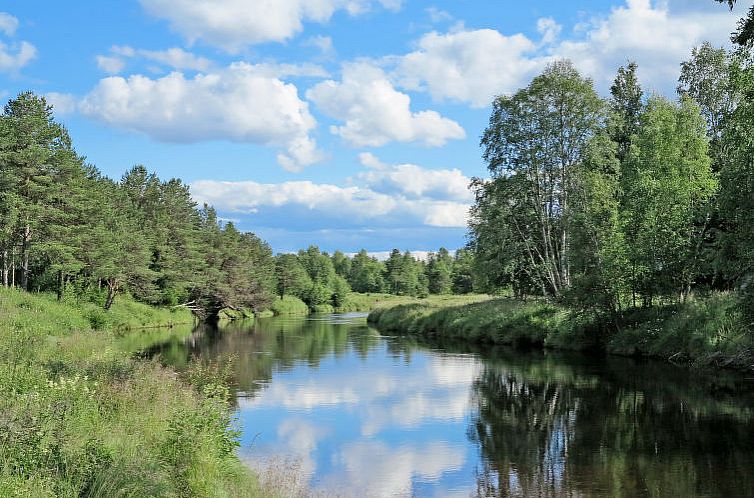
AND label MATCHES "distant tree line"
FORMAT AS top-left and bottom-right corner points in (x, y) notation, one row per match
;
(274, 246), (477, 307)
(469, 43), (754, 319)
